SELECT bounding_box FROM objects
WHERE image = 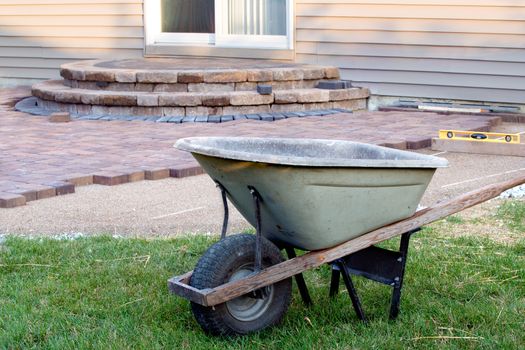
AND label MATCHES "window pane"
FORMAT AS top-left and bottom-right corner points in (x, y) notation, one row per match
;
(161, 0), (215, 33)
(228, 0), (286, 36)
